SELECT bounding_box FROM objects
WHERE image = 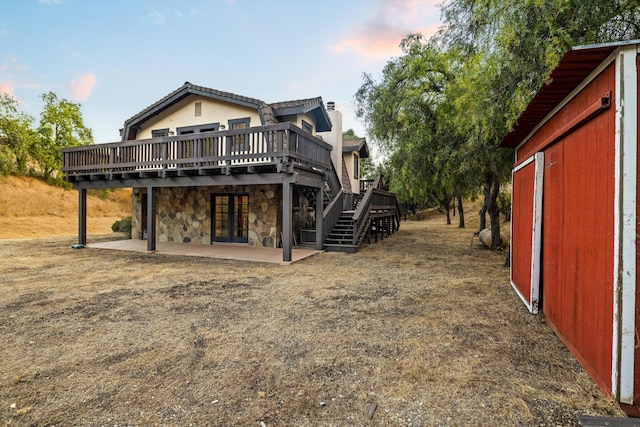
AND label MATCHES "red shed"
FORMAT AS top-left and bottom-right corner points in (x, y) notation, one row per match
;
(501, 40), (639, 416)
